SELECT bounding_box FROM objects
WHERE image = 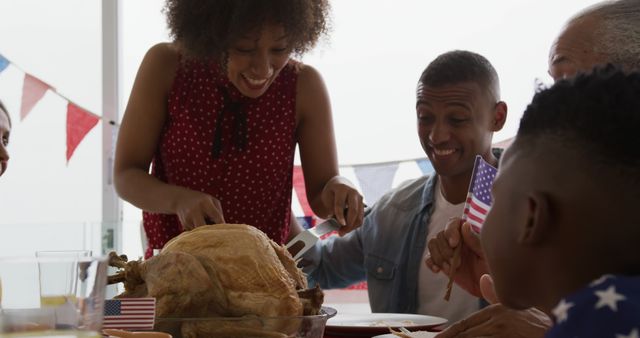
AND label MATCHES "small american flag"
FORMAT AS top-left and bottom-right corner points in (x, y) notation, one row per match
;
(103, 298), (156, 330)
(463, 155), (498, 233)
